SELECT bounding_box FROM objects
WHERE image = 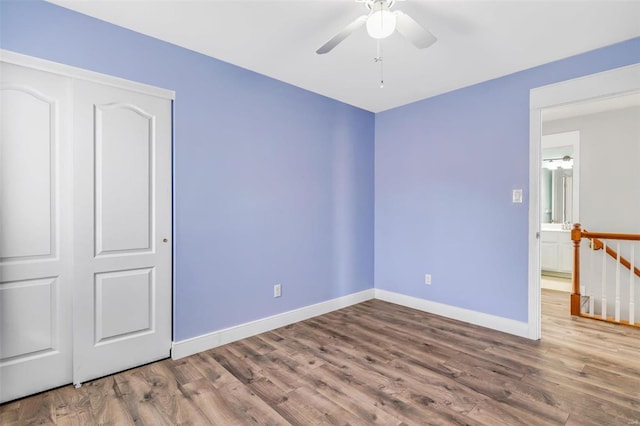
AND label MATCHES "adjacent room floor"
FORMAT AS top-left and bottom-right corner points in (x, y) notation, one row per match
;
(541, 273), (572, 293)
